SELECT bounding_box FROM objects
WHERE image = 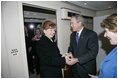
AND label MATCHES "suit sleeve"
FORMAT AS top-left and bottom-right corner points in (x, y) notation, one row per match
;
(37, 42), (65, 68)
(78, 32), (99, 64)
(41, 52), (65, 68)
(68, 33), (74, 53)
